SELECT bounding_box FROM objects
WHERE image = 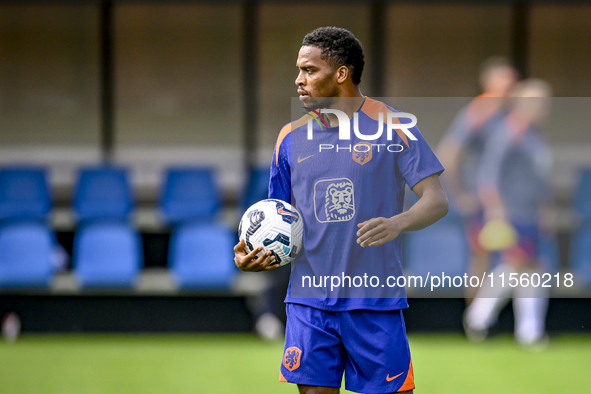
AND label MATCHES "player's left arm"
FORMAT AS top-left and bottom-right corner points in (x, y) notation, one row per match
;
(357, 174), (449, 247)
